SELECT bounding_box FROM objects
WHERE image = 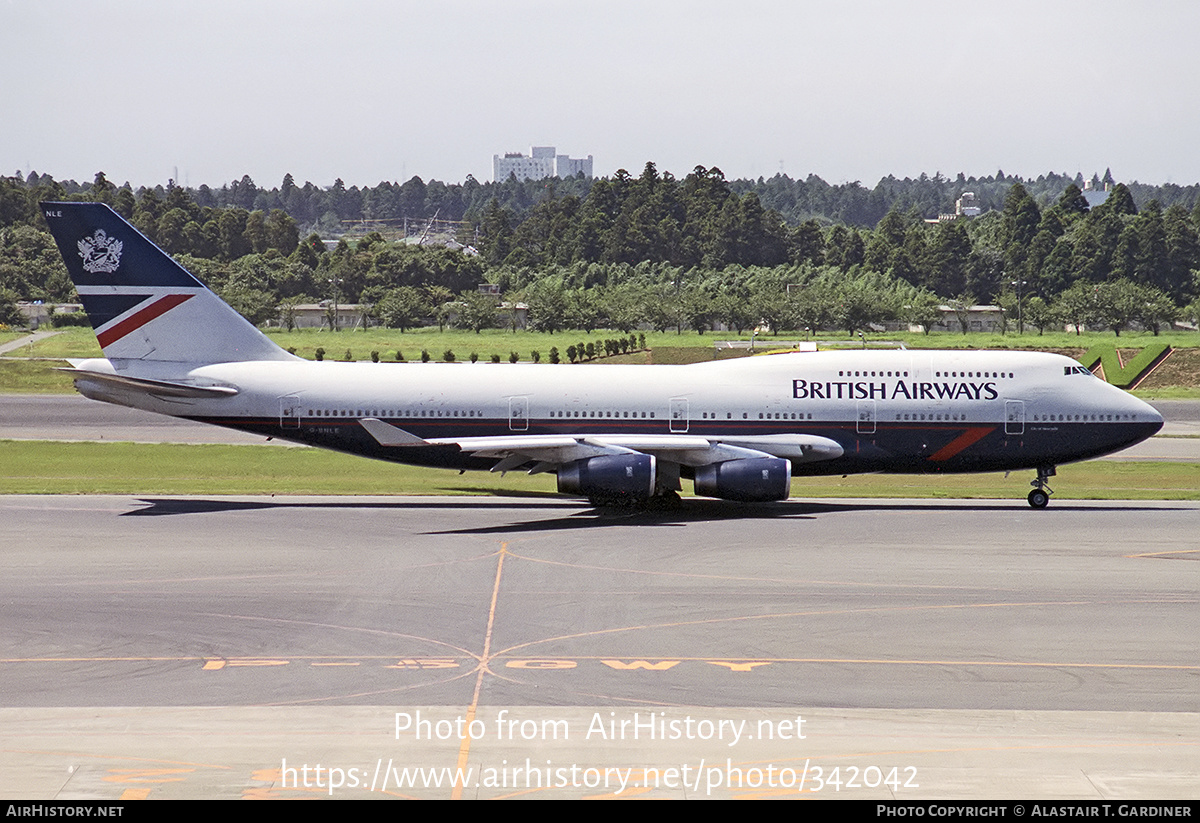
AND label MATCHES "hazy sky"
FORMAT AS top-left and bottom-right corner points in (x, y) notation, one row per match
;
(5, 0), (1199, 190)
